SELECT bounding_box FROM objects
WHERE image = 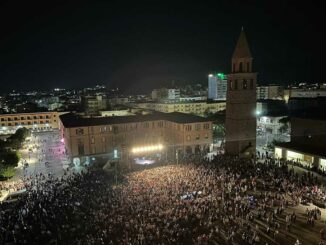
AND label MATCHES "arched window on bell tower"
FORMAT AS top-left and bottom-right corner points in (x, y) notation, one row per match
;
(239, 62), (243, 72)
(247, 62), (250, 72)
(233, 63), (235, 73)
